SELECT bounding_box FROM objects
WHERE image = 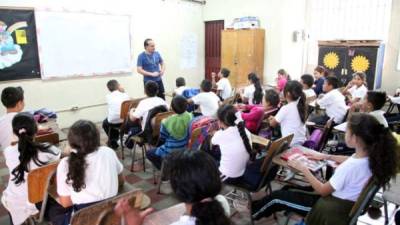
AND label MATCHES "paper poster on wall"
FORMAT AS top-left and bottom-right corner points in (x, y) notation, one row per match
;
(0, 9), (41, 81)
(180, 33), (198, 70)
(397, 48), (400, 71)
